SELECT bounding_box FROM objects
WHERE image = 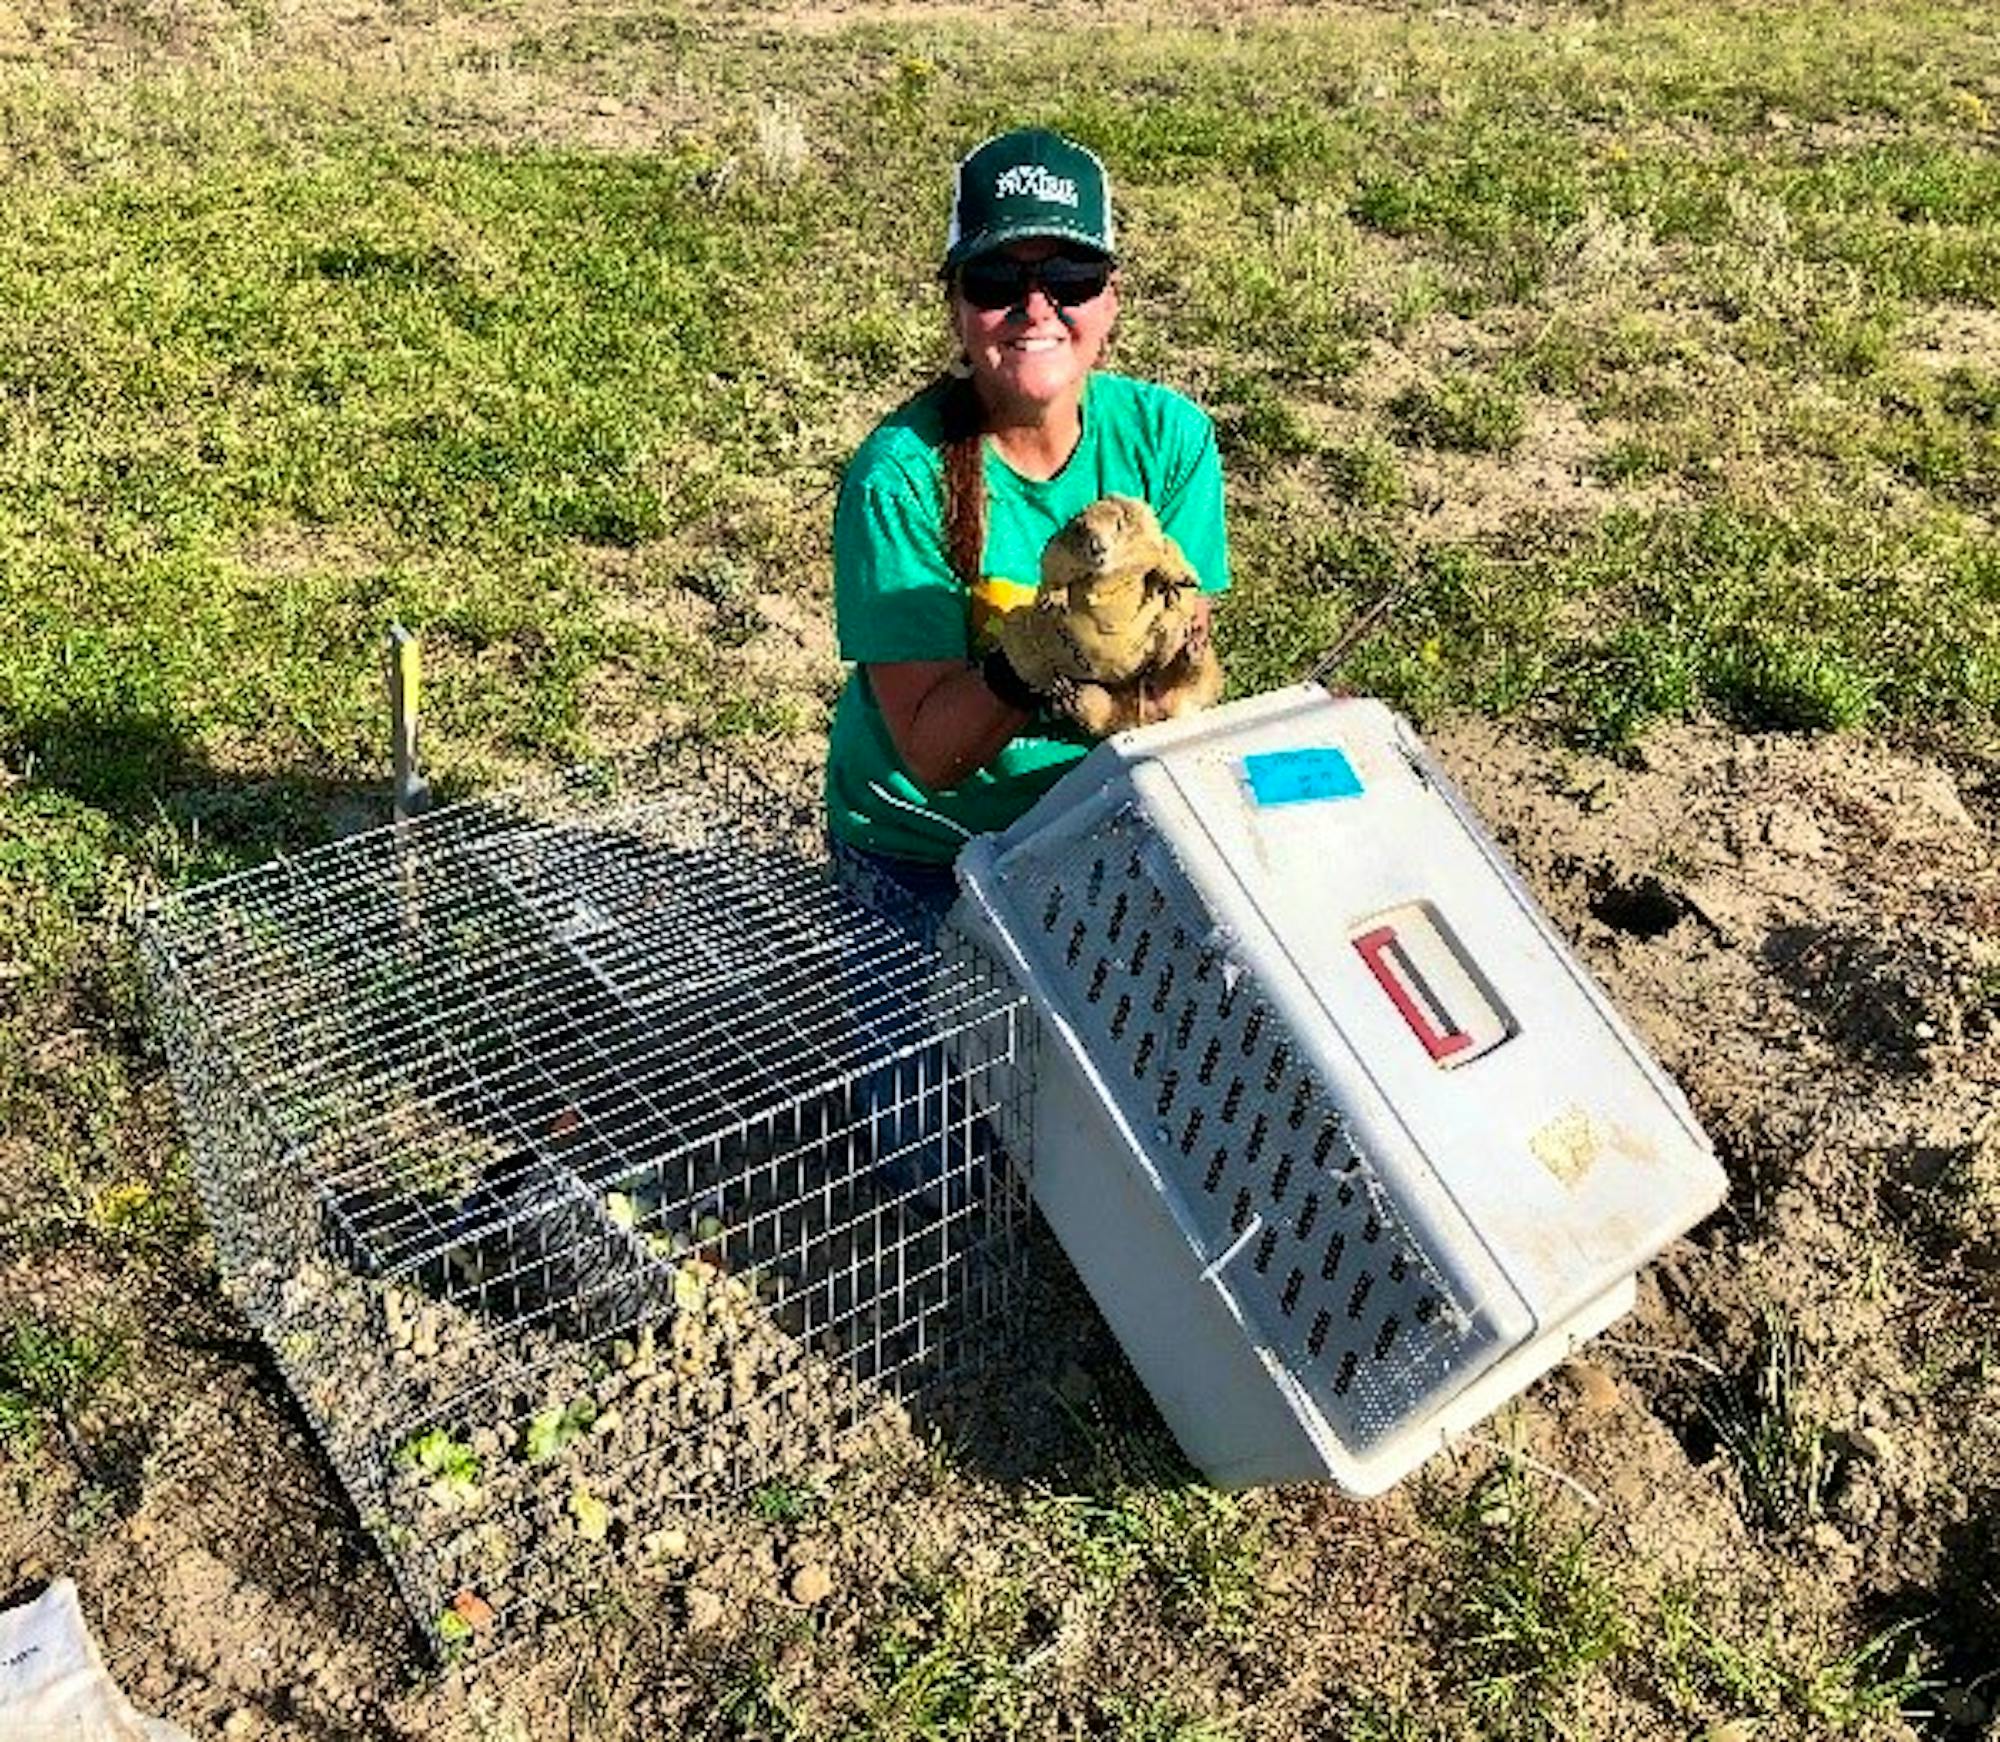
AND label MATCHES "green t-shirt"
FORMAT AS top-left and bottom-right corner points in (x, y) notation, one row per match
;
(825, 371), (1230, 864)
